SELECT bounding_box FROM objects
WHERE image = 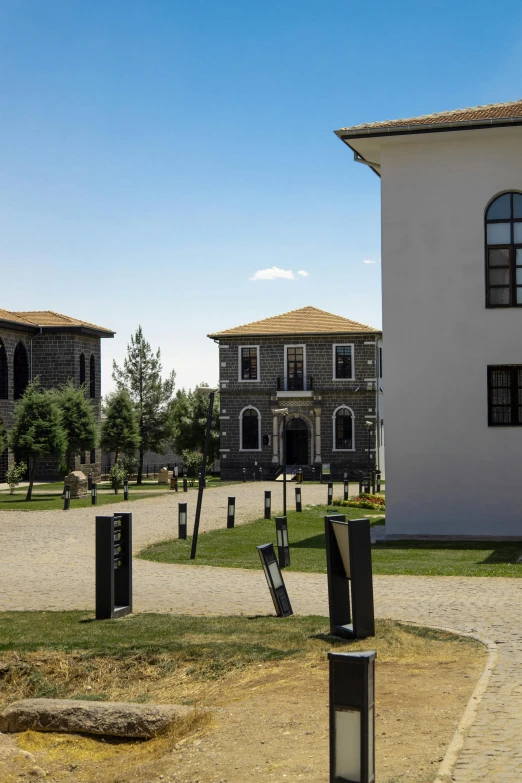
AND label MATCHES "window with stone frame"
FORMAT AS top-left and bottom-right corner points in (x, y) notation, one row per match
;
(240, 346), (259, 380)
(487, 365), (522, 425)
(80, 451), (86, 464)
(241, 408), (260, 450)
(485, 192), (522, 307)
(90, 448), (96, 464)
(89, 354), (95, 398)
(334, 406), (354, 450)
(334, 344), (354, 380)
